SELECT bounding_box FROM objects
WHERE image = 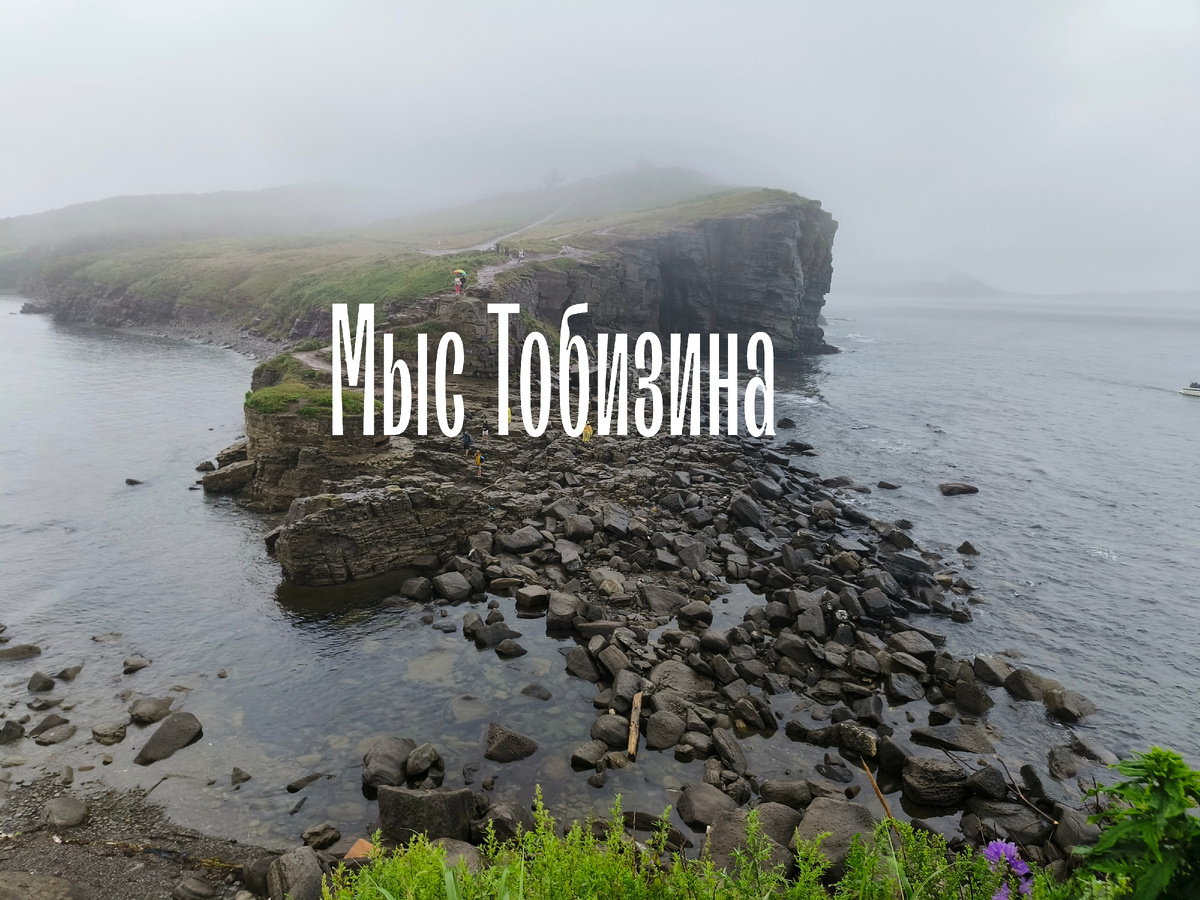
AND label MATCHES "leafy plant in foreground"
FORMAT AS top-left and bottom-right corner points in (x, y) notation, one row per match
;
(1078, 746), (1200, 900)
